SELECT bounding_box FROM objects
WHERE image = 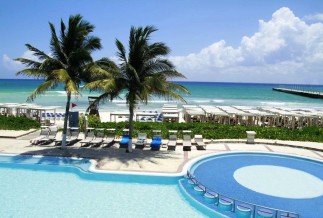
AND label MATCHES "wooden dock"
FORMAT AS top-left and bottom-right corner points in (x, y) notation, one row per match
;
(272, 88), (323, 99)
